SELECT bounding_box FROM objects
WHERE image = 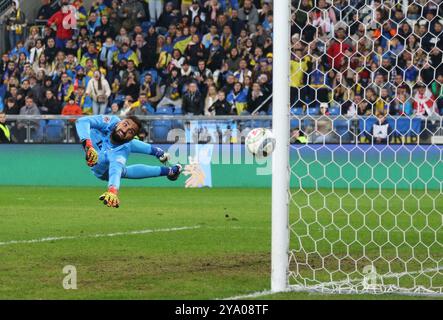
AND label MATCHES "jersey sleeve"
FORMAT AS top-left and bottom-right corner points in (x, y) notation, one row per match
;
(75, 115), (120, 141)
(107, 145), (130, 190)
